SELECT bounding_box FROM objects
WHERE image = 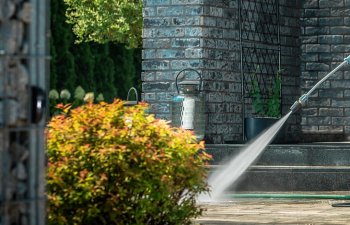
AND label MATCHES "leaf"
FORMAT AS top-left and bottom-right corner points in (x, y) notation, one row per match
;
(250, 68), (282, 118)
(63, 0), (143, 47)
